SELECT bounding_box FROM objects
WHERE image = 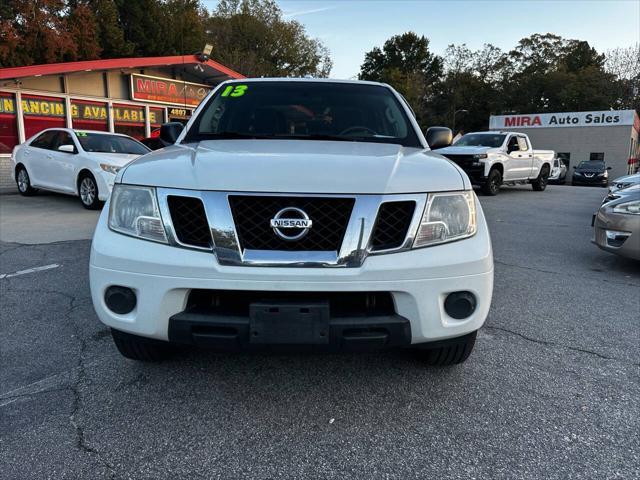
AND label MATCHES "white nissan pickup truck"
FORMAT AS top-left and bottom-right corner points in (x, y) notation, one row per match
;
(89, 79), (494, 366)
(436, 131), (554, 195)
